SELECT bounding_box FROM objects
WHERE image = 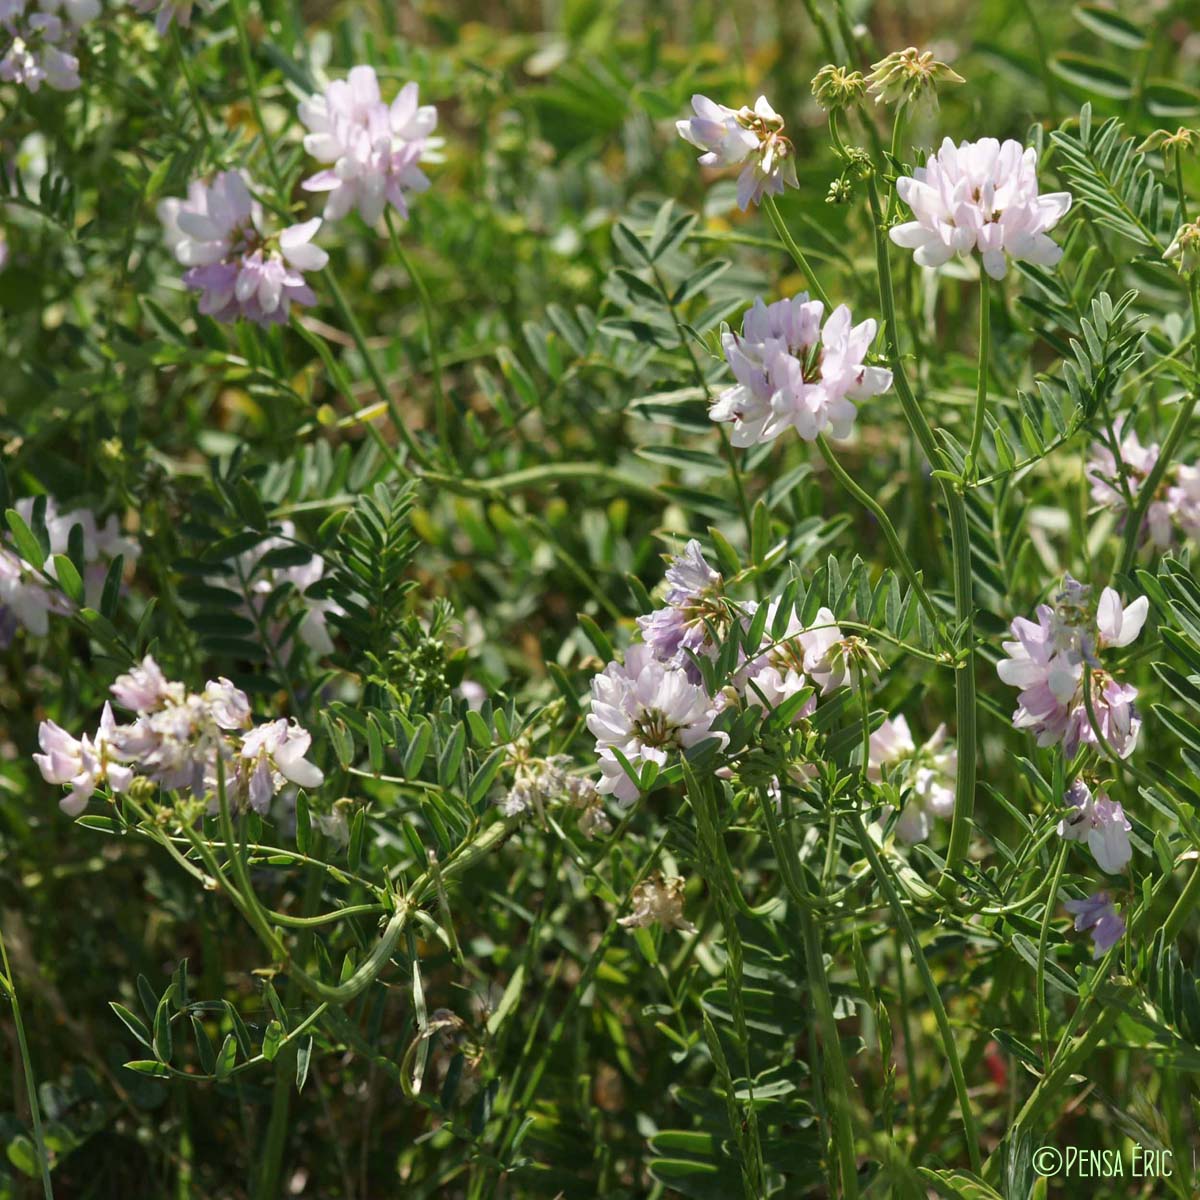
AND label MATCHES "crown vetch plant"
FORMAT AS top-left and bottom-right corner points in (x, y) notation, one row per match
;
(4, 4), (1200, 1198)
